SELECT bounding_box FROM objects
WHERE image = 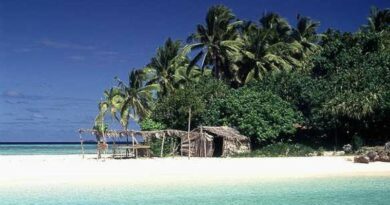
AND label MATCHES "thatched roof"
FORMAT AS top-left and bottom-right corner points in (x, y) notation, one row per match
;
(79, 126), (249, 141)
(78, 129), (195, 139)
(192, 126), (249, 141)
